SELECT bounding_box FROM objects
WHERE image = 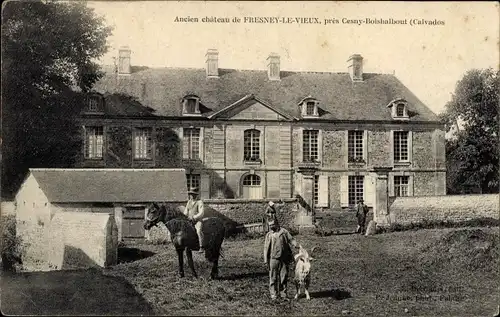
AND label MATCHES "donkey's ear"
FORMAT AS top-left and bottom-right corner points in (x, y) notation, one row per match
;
(152, 202), (159, 209)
